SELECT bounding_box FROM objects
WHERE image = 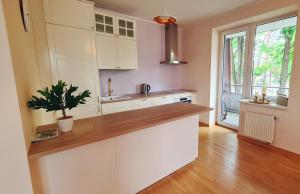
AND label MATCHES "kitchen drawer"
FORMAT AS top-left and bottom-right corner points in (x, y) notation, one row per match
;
(134, 98), (152, 109)
(102, 101), (135, 115)
(152, 96), (174, 106)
